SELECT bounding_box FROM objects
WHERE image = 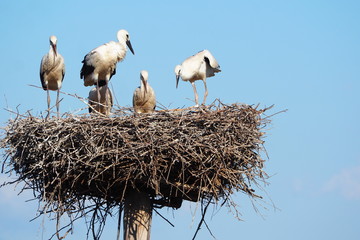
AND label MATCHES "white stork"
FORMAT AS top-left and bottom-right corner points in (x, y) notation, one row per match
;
(40, 35), (65, 118)
(80, 29), (135, 104)
(132, 70), (156, 113)
(174, 49), (221, 107)
(88, 85), (113, 116)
